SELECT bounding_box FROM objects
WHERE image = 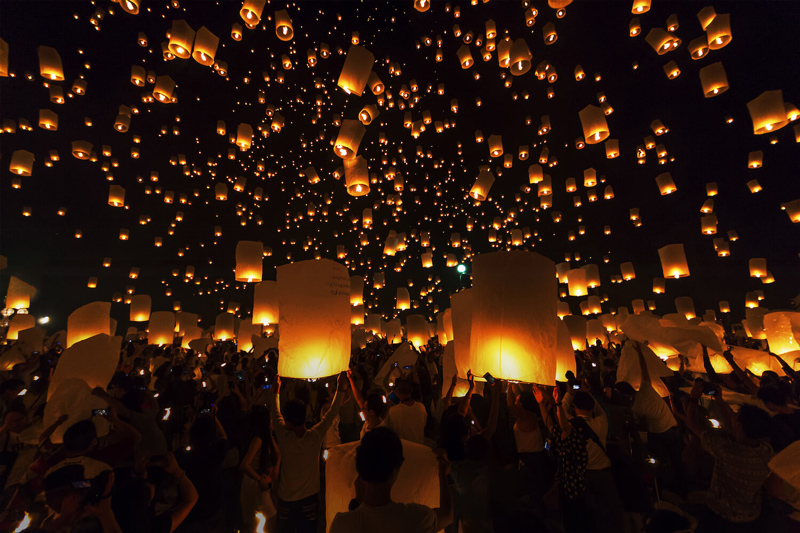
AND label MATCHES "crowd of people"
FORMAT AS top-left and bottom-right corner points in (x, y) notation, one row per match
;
(0, 331), (798, 533)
